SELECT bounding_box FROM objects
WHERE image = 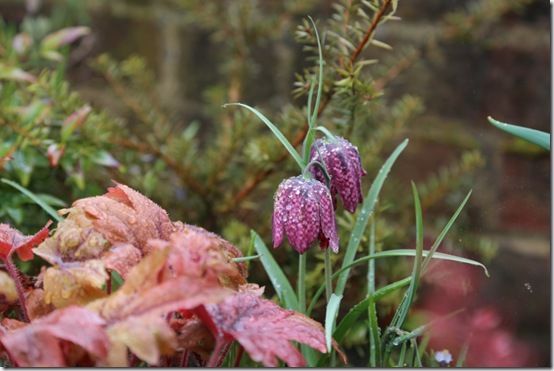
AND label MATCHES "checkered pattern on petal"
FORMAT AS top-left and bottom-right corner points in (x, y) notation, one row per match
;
(271, 176), (339, 254)
(309, 137), (366, 213)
